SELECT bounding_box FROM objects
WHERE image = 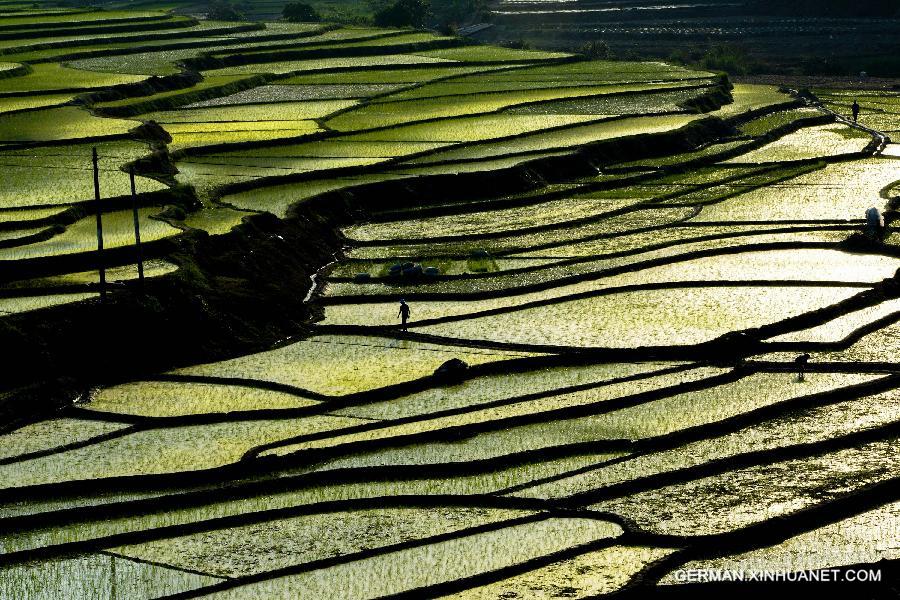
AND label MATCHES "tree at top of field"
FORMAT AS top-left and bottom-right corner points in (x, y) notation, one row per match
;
(207, 0), (246, 22)
(283, 2), (321, 22)
(373, 0), (430, 28)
